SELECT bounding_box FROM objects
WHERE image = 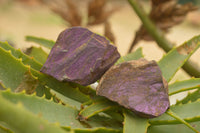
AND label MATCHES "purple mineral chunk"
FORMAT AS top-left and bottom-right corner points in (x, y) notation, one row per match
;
(96, 58), (170, 118)
(40, 27), (120, 86)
